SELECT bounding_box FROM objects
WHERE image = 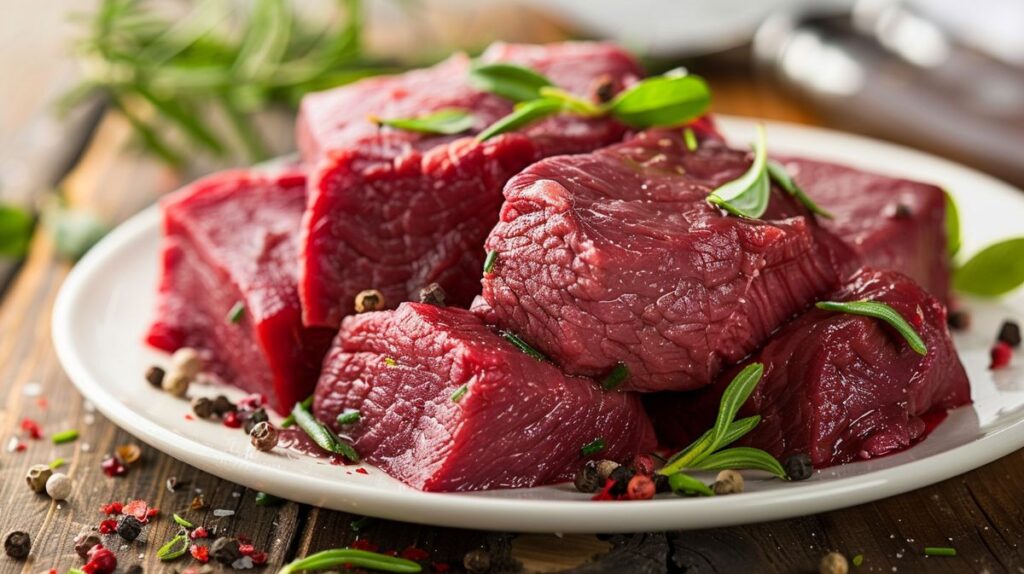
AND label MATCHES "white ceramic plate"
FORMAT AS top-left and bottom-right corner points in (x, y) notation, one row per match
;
(52, 117), (1024, 533)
